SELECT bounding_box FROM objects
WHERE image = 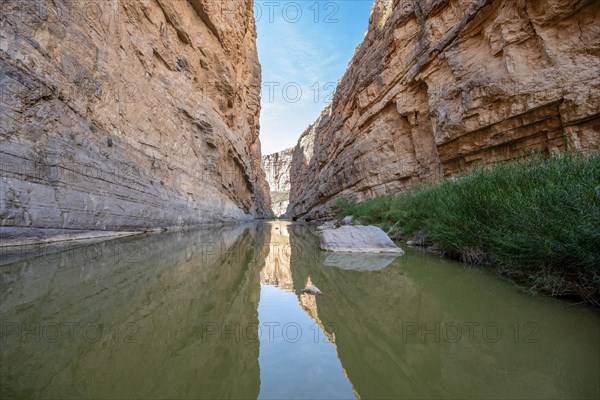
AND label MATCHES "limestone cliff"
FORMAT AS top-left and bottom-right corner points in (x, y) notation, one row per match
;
(262, 148), (293, 217)
(287, 0), (600, 220)
(1, 0), (272, 232)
